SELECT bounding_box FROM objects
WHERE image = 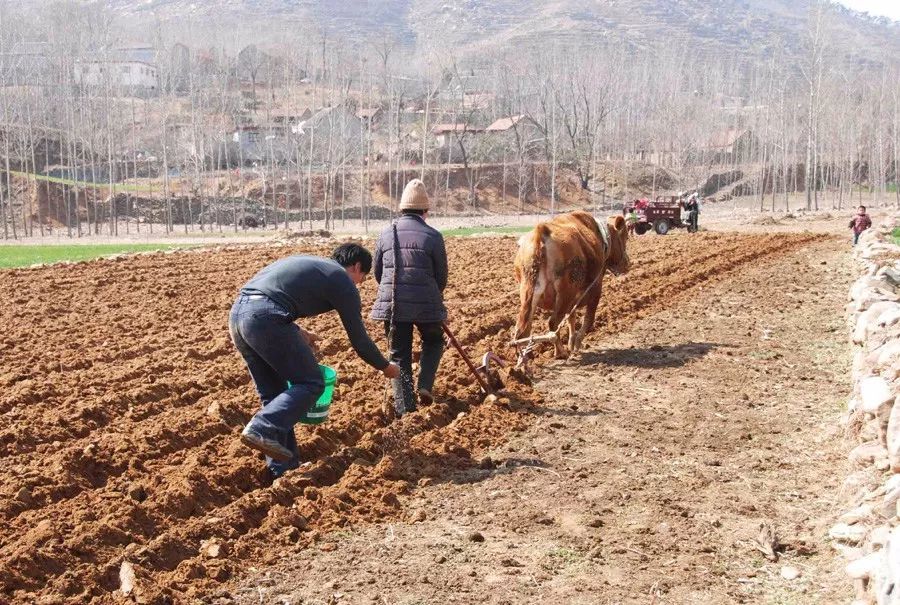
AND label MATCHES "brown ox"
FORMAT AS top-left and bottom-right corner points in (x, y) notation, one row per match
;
(513, 211), (629, 357)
